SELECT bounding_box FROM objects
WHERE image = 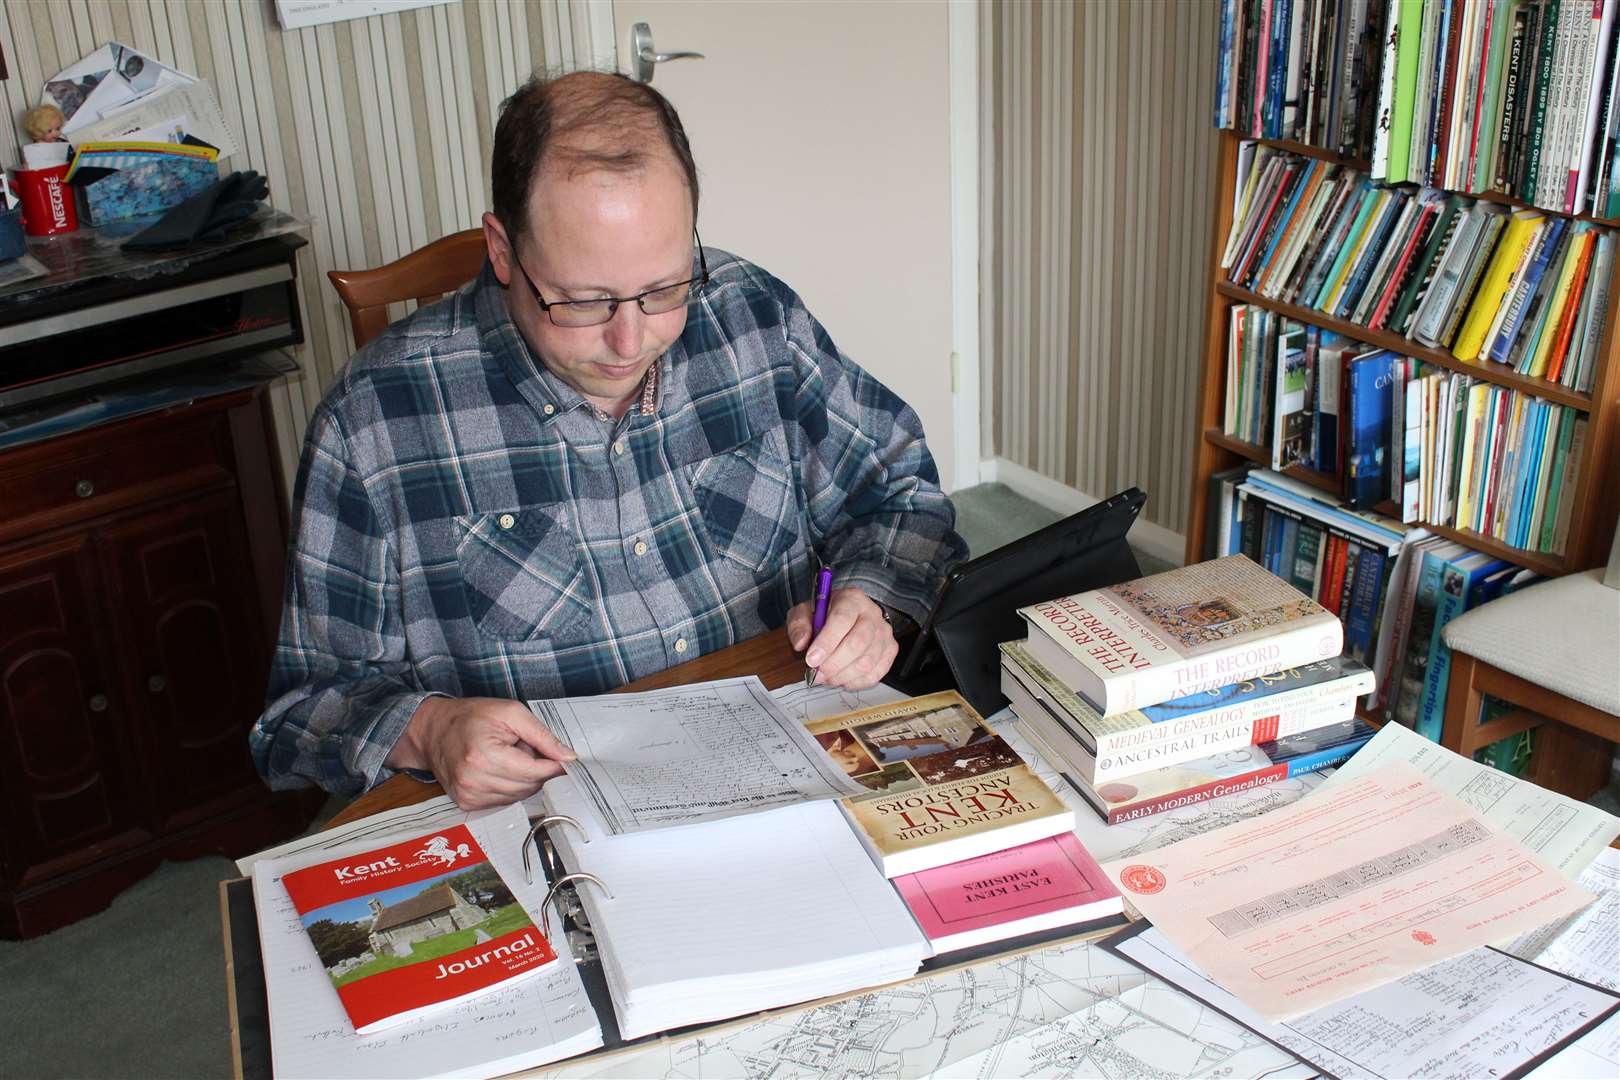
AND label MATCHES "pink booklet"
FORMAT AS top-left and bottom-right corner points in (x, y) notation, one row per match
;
(893, 833), (1122, 954)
